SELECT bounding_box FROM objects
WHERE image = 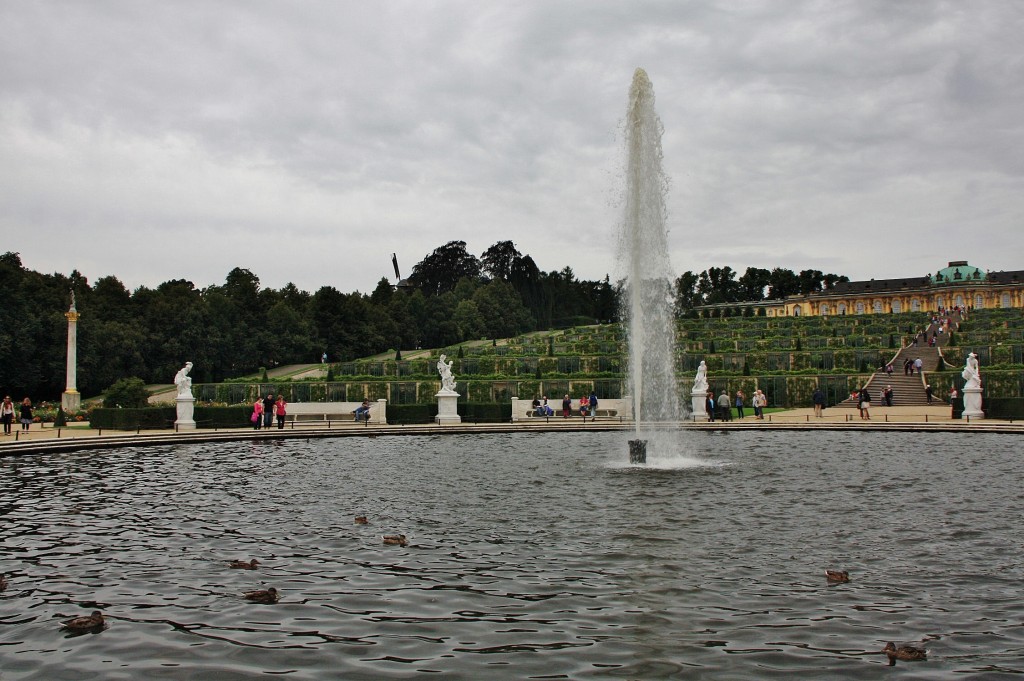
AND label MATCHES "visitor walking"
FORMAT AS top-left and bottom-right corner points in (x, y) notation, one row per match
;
(252, 397), (264, 430)
(275, 395), (287, 429)
(561, 394), (571, 418)
(925, 384), (934, 404)
(857, 388), (871, 420)
(883, 385), (894, 407)
(19, 397), (32, 431)
(812, 387), (825, 418)
(717, 391), (731, 421)
(735, 390), (745, 419)
(262, 393), (275, 429)
(589, 391), (598, 416)
(752, 389), (765, 419)
(914, 357), (923, 374)
(1, 396), (14, 434)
